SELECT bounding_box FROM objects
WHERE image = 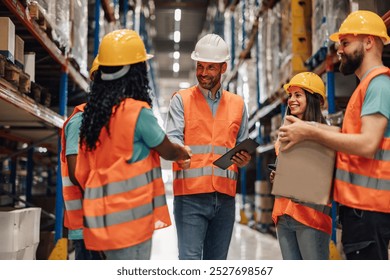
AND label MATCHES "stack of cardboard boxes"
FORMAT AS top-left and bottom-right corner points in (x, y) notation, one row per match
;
(0, 17), (34, 94)
(0, 207), (41, 260)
